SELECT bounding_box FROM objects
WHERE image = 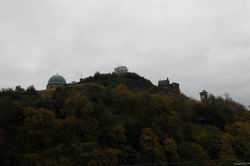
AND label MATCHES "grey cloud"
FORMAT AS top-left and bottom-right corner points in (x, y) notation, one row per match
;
(0, 0), (250, 105)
